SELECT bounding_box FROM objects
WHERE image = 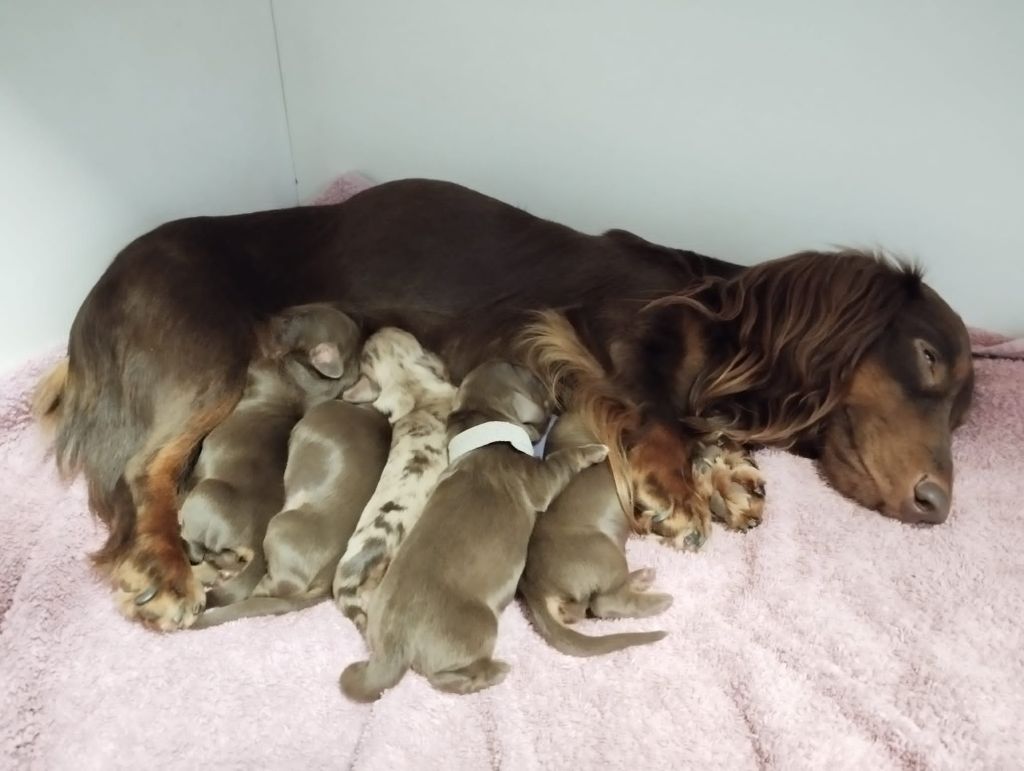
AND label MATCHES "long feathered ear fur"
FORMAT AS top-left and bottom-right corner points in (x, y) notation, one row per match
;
(518, 310), (639, 516)
(648, 249), (923, 444)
